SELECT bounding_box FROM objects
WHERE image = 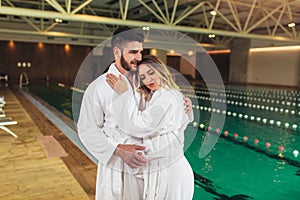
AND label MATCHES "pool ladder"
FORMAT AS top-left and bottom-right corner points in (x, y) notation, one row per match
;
(19, 72), (29, 88)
